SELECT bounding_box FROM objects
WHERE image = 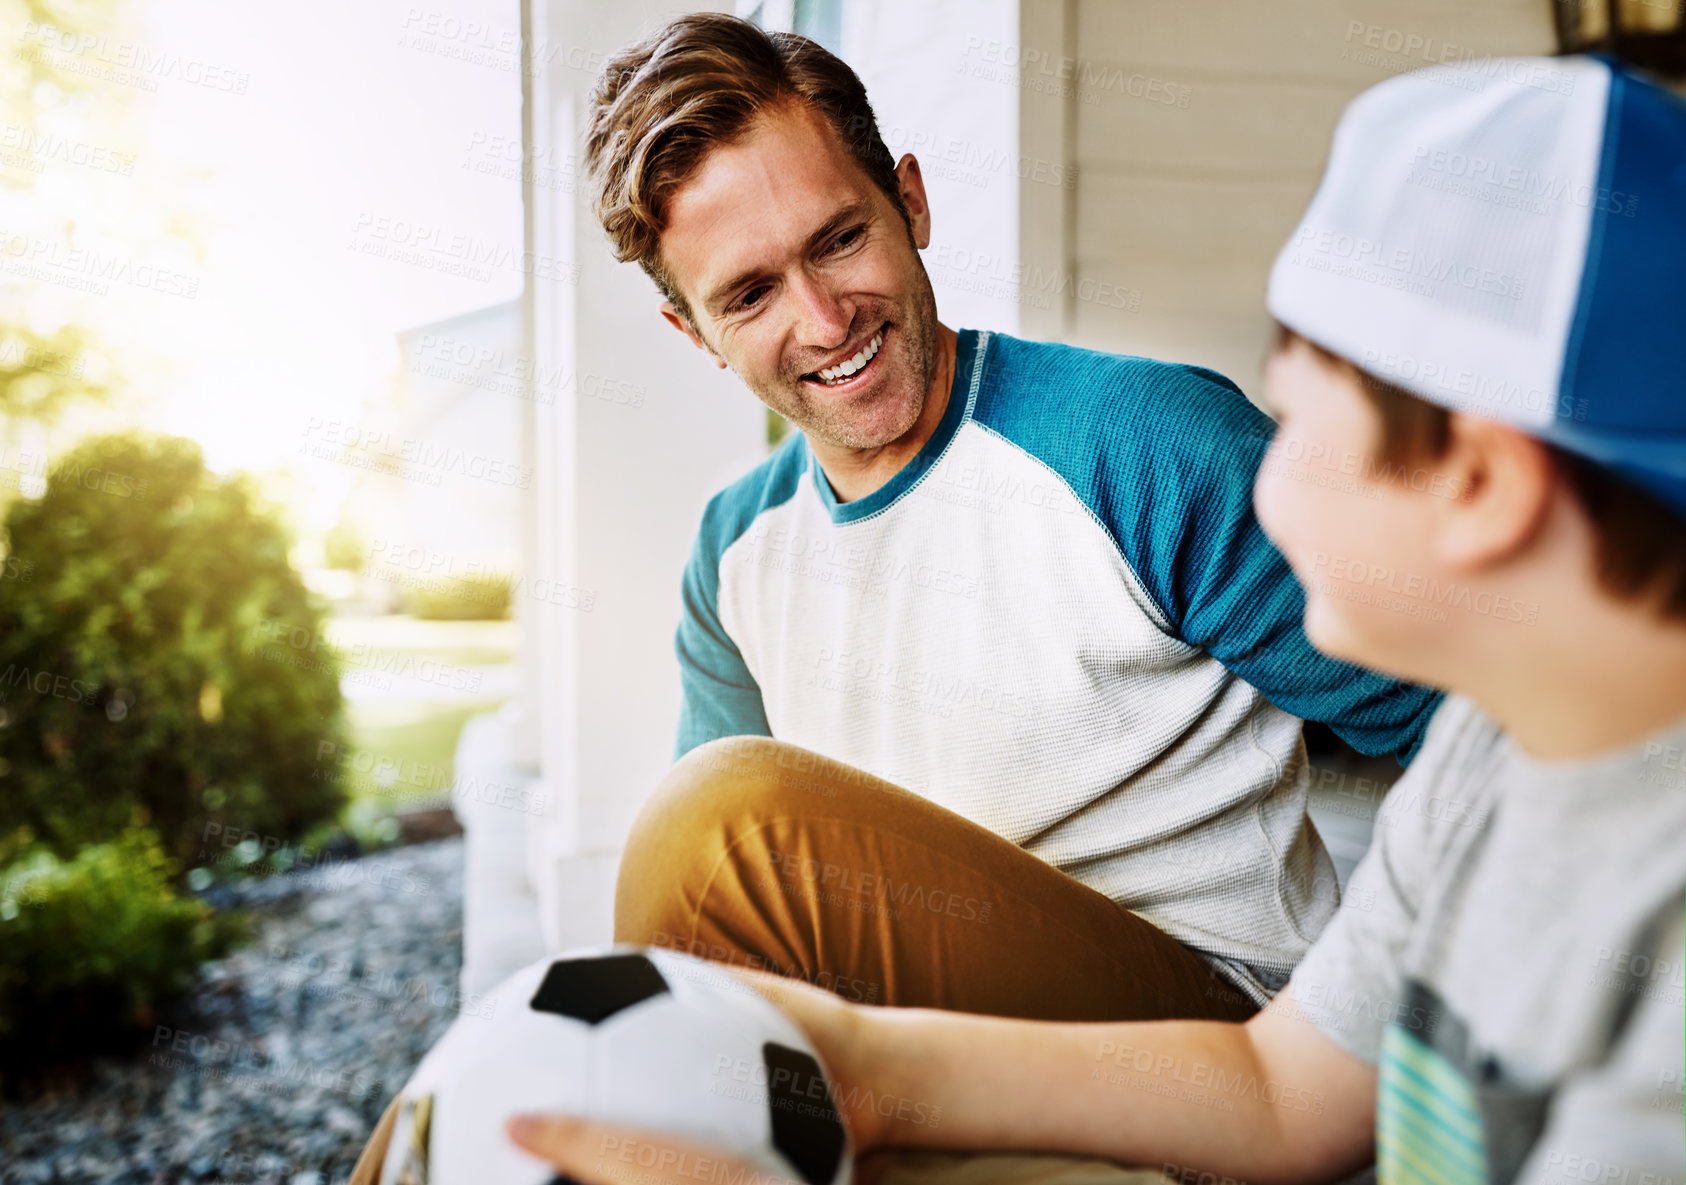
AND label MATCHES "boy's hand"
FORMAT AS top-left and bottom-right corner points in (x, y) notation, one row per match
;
(719, 964), (892, 1150)
(506, 1115), (779, 1185)
(504, 965), (888, 1181)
